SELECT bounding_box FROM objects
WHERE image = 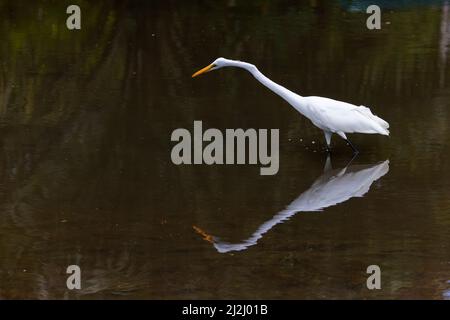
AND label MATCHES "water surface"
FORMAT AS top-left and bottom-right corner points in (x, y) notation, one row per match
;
(0, 0), (450, 299)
